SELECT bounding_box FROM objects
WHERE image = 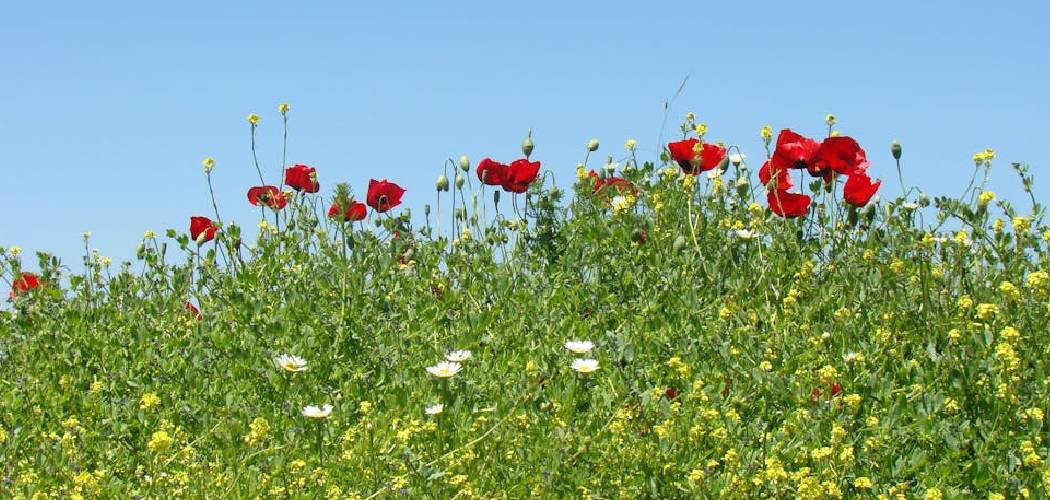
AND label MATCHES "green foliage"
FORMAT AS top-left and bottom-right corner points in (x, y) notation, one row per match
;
(1, 142), (1049, 499)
